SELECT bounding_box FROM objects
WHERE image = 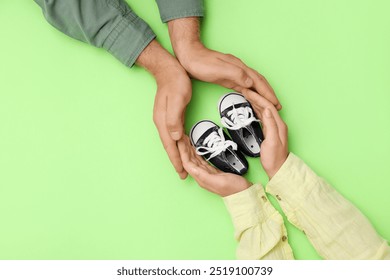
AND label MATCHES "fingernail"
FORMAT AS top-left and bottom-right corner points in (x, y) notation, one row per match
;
(170, 131), (181, 141)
